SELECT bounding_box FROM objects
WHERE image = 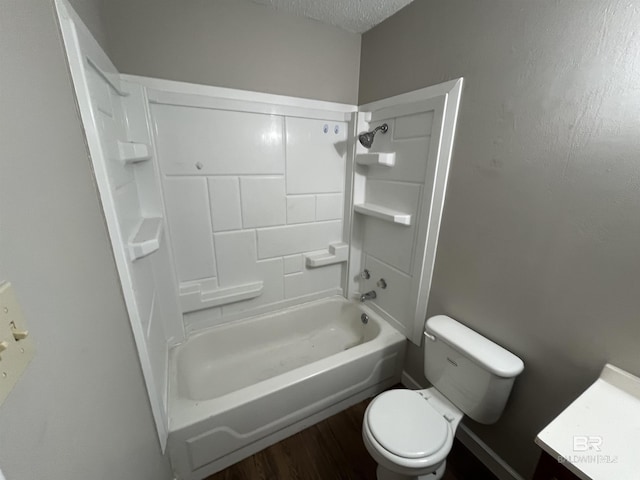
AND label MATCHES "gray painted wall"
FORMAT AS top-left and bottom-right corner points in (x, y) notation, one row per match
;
(4, 0), (637, 478)
(103, 0), (361, 104)
(0, 1), (173, 479)
(360, 0), (640, 476)
(67, 0), (109, 50)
